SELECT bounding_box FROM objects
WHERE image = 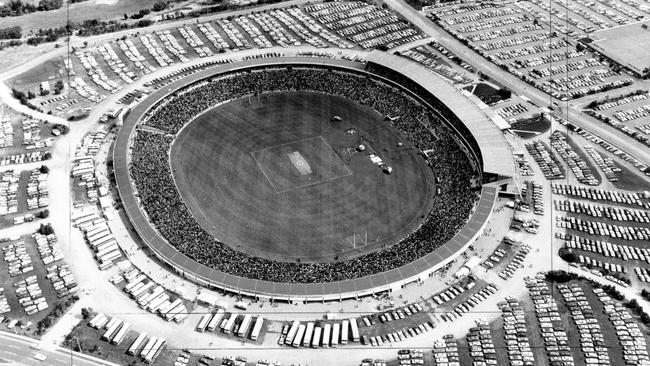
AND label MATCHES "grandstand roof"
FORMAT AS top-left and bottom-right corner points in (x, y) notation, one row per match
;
(366, 51), (516, 178)
(114, 55), (500, 301)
